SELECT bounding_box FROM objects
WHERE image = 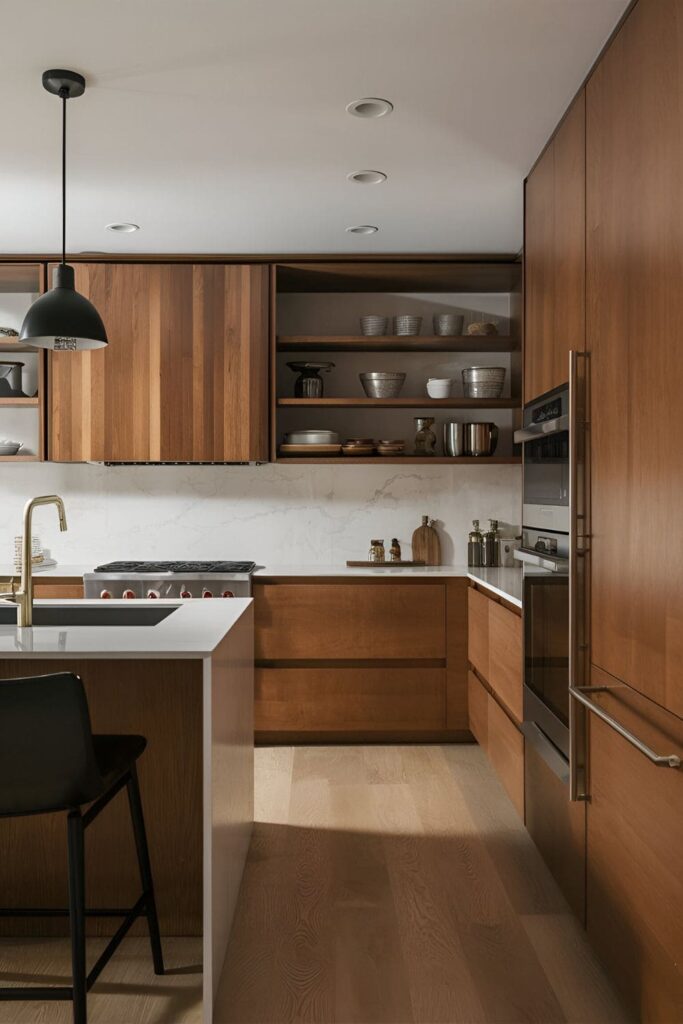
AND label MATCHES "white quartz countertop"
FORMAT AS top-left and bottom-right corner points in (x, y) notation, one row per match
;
(0, 598), (252, 659)
(466, 566), (523, 608)
(0, 563), (524, 609)
(255, 564), (523, 608)
(253, 564), (472, 579)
